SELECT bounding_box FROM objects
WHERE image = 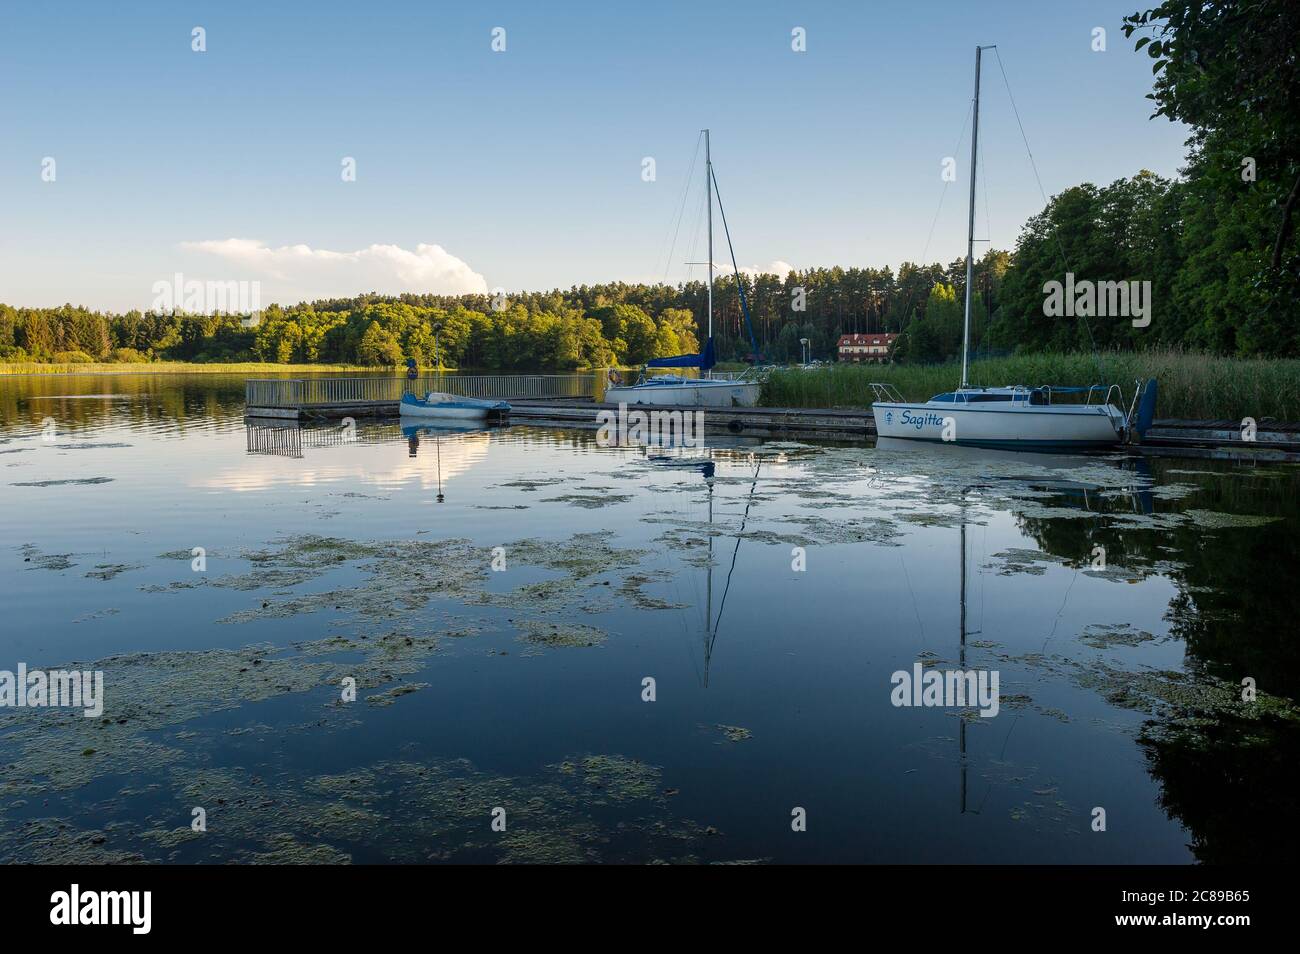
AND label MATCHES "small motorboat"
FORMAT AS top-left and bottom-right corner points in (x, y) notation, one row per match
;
(399, 391), (510, 422)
